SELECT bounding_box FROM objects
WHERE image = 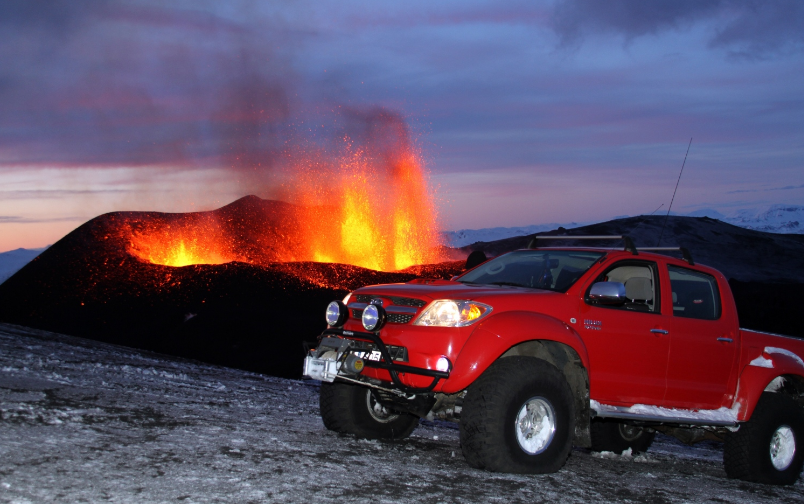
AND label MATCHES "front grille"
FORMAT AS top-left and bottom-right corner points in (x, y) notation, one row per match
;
(388, 296), (427, 308)
(354, 294), (426, 308)
(352, 309), (413, 325)
(387, 313), (413, 324)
